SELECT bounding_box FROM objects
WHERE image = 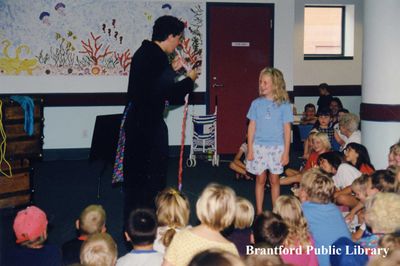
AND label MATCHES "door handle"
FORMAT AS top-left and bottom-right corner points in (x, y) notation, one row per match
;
(212, 83), (224, 88)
